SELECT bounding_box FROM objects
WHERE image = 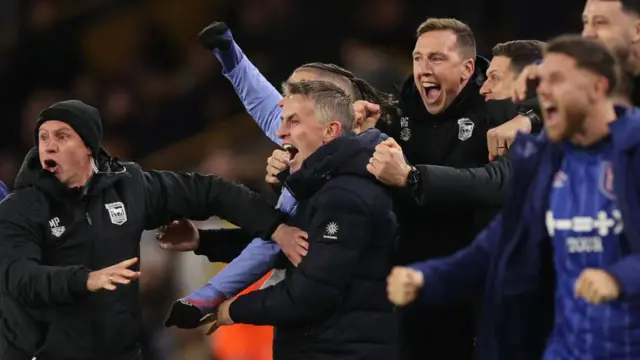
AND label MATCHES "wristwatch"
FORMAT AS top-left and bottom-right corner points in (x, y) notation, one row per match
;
(406, 166), (420, 189)
(517, 108), (542, 133)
